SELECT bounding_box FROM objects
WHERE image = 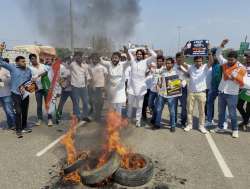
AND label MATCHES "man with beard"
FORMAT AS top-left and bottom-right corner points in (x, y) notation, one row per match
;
(127, 46), (157, 127)
(70, 52), (91, 122)
(153, 57), (180, 132)
(0, 56), (32, 138)
(213, 39), (247, 138)
(88, 53), (107, 121)
(100, 50), (130, 115)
